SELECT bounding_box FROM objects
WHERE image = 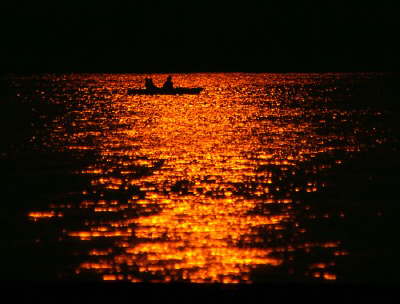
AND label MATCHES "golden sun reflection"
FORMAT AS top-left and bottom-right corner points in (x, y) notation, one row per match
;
(76, 195), (286, 283)
(26, 73), (388, 283)
(28, 211), (63, 221)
